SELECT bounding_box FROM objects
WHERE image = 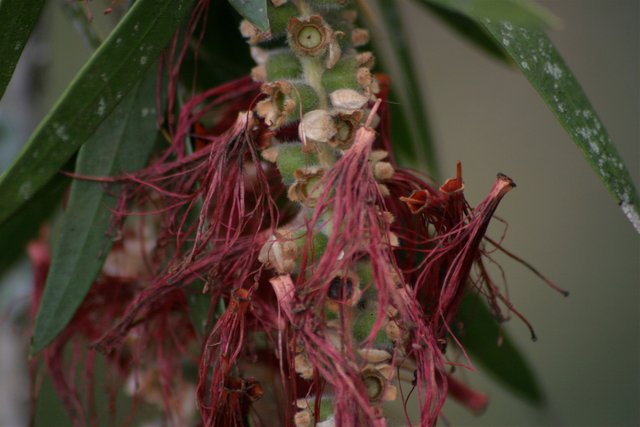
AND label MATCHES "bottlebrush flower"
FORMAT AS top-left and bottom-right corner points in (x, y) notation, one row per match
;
(27, 1), (560, 426)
